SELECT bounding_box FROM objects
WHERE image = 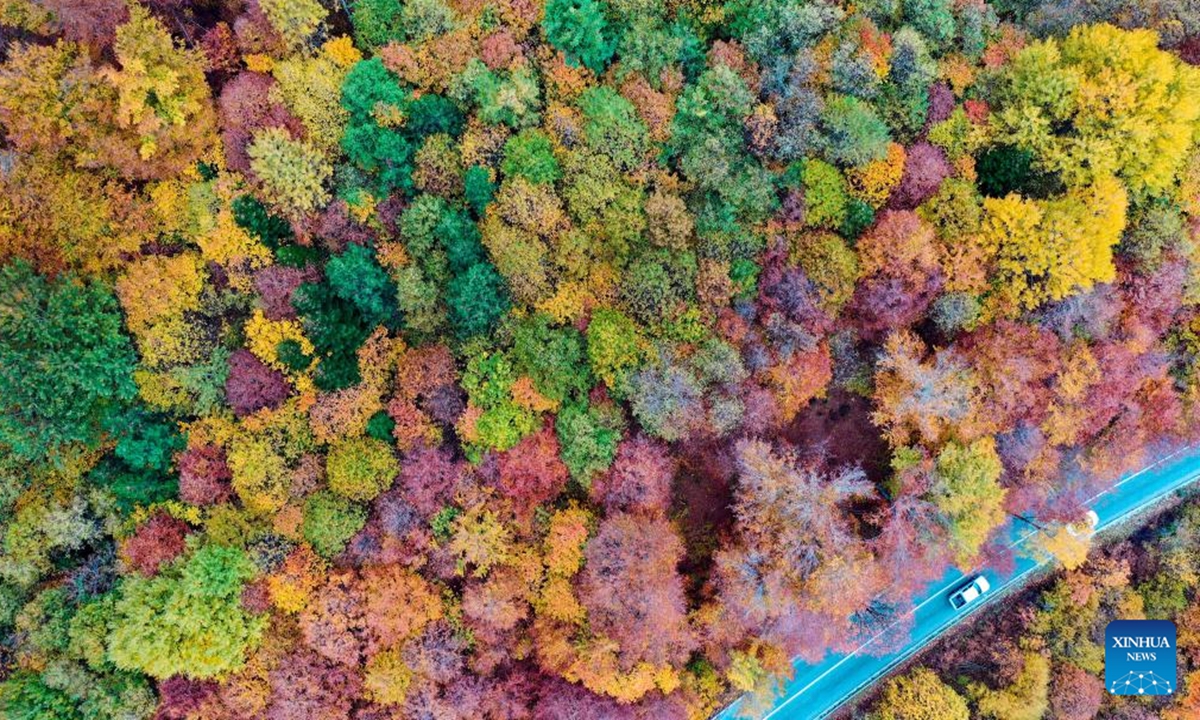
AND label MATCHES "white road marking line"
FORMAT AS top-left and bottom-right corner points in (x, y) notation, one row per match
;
(740, 447), (1200, 720)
